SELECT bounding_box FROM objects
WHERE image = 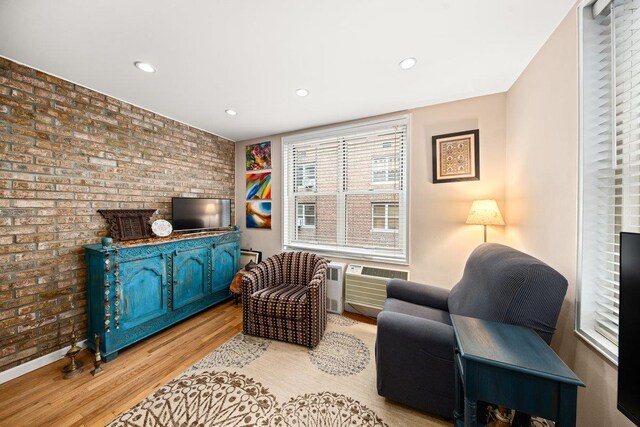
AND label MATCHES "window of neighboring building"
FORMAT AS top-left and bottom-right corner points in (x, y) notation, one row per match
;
(282, 115), (409, 263)
(372, 156), (399, 184)
(296, 203), (316, 227)
(577, 0), (640, 364)
(371, 203), (399, 231)
(296, 163), (317, 191)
